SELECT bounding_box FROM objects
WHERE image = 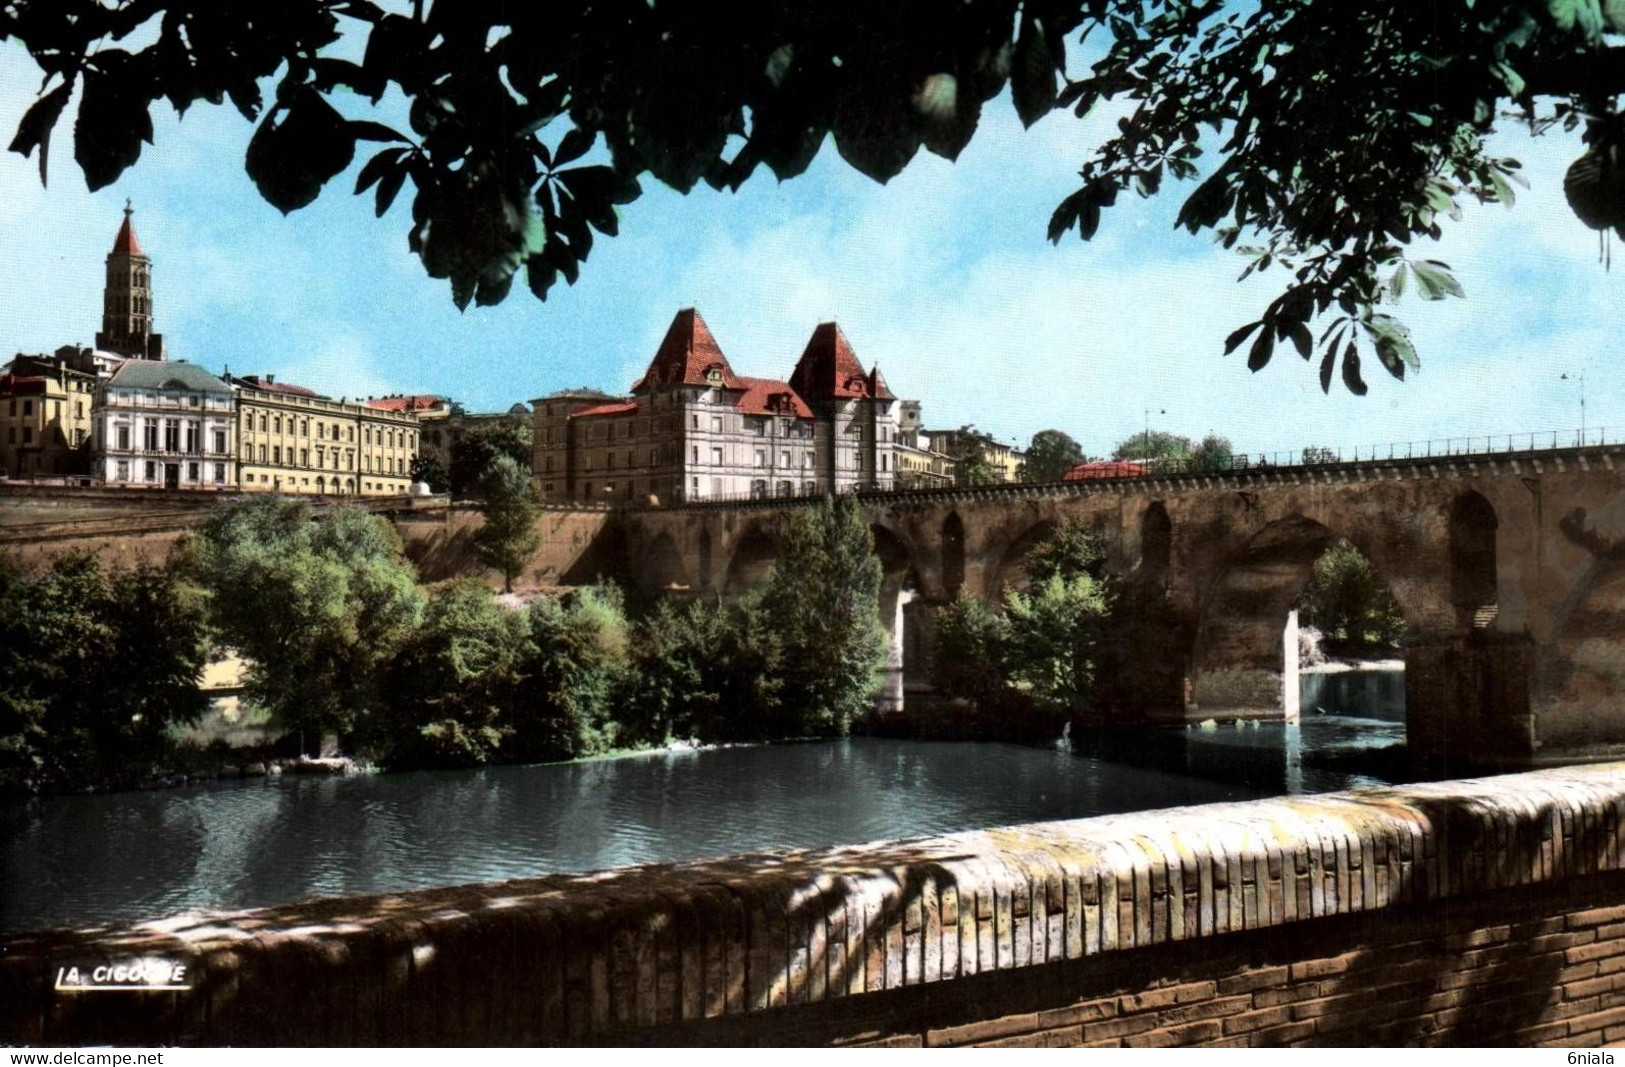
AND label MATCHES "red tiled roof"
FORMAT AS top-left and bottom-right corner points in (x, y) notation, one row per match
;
(0, 373), (46, 396)
(112, 214), (143, 257)
(571, 401), (641, 418)
(1063, 460), (1146, 481)
(237, 376), (319, 397)
(632, 308), (743, 392)
(790, 322), (878, 400)
(366, 394), (445, 412)
(868, 365), (894, 401)
(733, 376), (813, 419)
